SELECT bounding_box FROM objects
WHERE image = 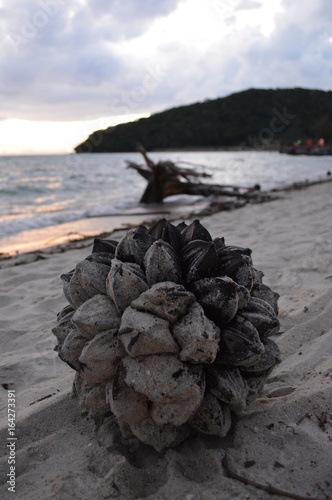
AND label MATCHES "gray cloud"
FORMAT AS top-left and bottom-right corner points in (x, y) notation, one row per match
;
(238, 0), (332, 89)
(0, 0), (330, 122)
